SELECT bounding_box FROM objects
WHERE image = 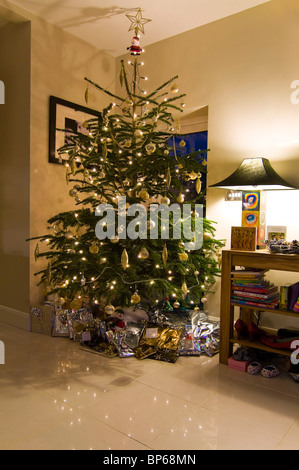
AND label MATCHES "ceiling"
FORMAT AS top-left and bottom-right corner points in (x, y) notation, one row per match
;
(6, 0), (271, 57)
